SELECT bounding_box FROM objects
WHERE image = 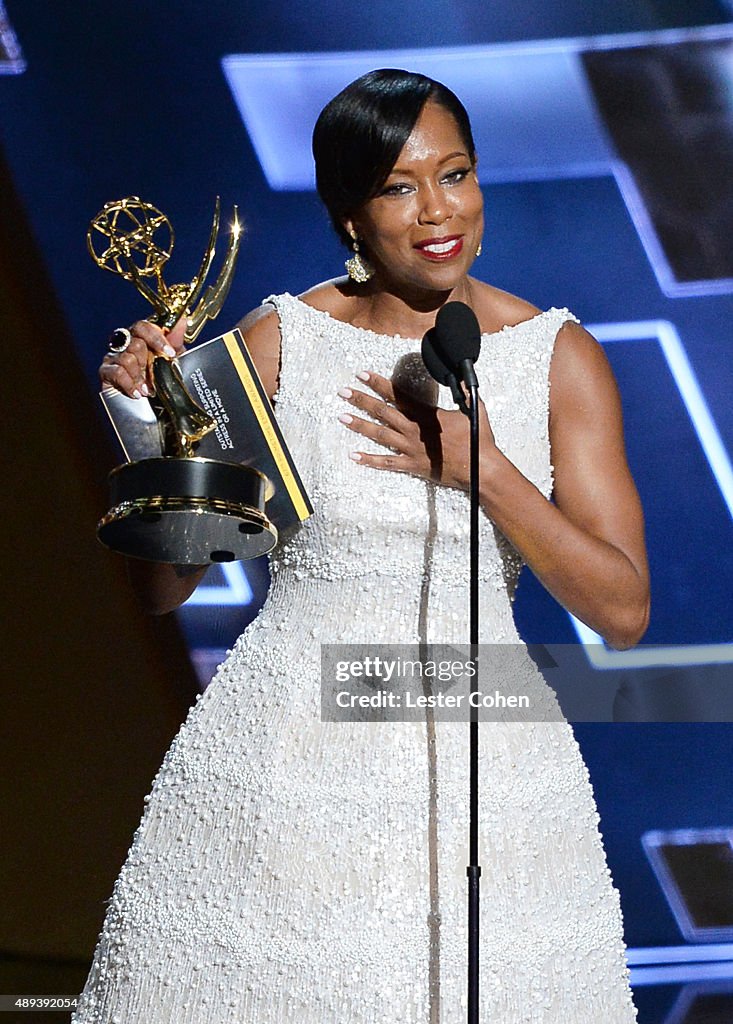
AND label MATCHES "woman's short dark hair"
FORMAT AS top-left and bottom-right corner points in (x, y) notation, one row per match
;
(312, 68), (476, 248)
